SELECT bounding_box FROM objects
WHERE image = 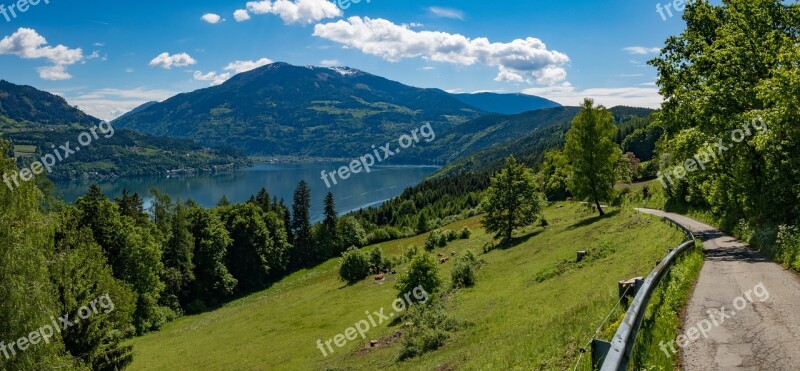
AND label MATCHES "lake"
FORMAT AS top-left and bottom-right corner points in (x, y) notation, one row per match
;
(54, 163), (438, 222)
